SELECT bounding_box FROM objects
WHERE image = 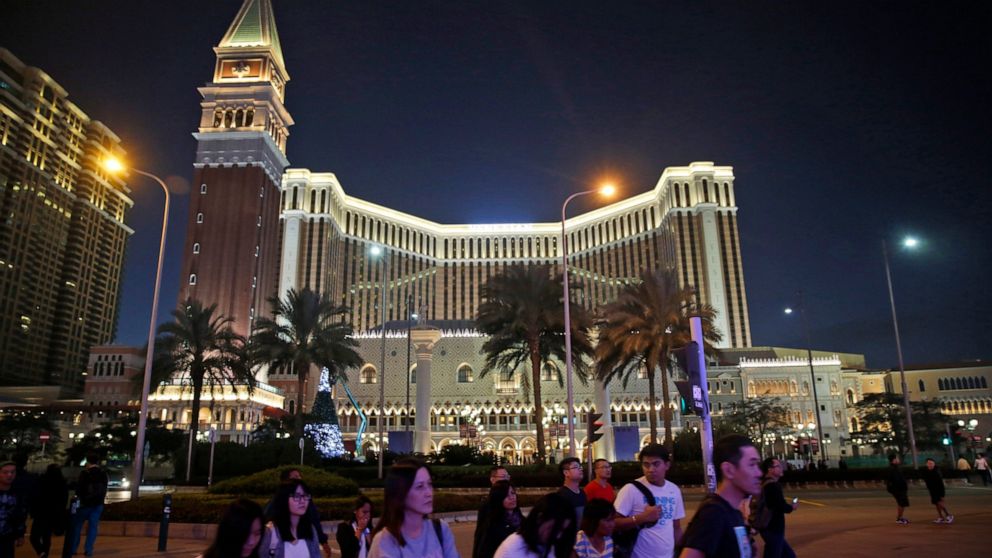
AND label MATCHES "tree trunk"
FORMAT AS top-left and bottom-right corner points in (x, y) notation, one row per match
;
(647, 365), (658, 445)
(530, 339), (546, 464)
(296, 359), (308, 437)
(660, 354), (674, 453)
(187, 376), (203, 483)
